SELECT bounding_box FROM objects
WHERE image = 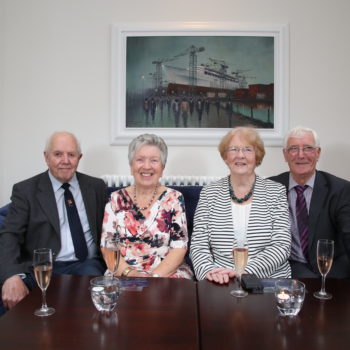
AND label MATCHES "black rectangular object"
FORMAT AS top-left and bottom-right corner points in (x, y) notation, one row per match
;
(241, 273), (264, 293)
